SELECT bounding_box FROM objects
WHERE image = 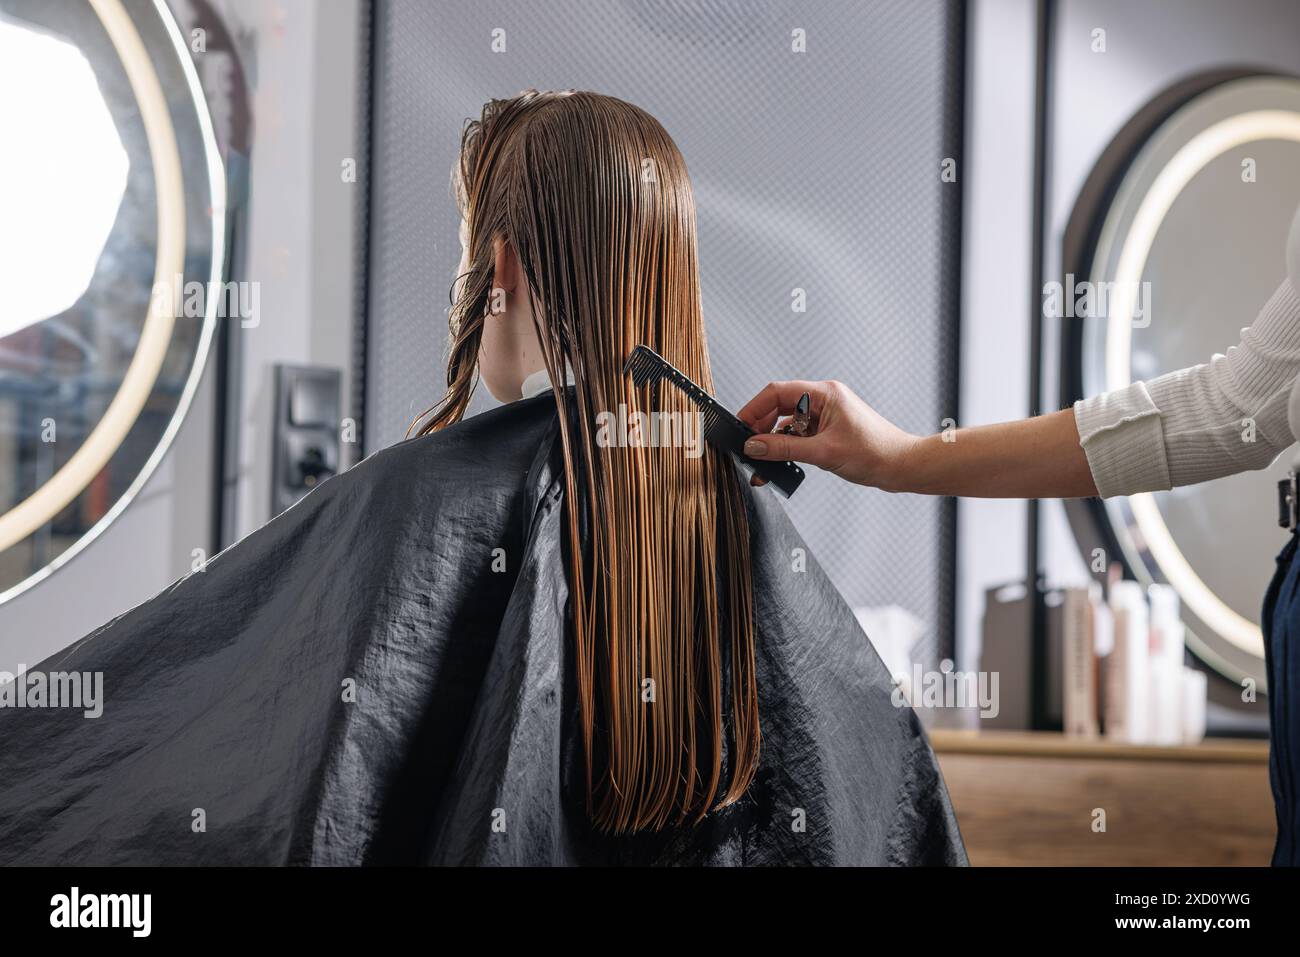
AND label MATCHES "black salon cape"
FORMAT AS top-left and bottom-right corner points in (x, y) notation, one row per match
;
(0, 394), (966, 866)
